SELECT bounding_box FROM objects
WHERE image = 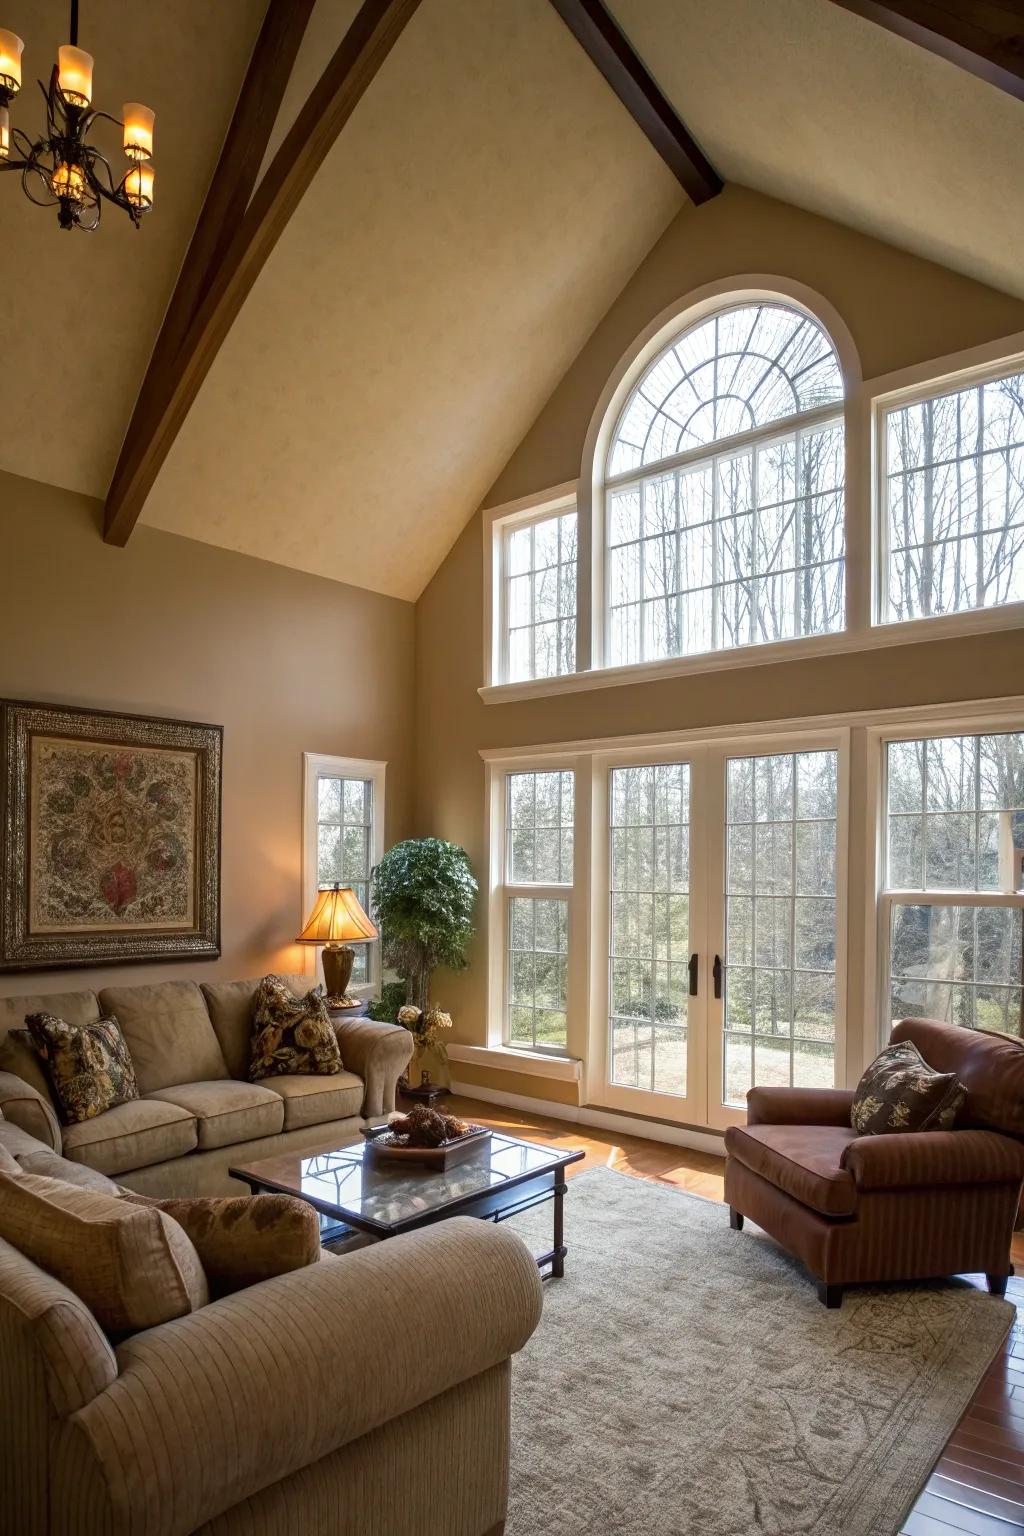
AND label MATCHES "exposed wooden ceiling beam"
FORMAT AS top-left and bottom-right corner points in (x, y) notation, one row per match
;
(828, 1), (1024, 102)
(104, 0), (423, 547)
(547, 0), (723, 204)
